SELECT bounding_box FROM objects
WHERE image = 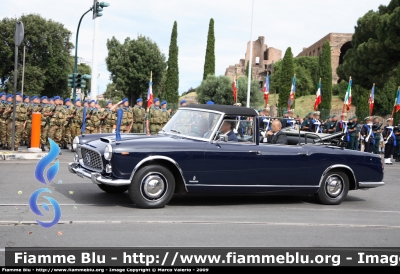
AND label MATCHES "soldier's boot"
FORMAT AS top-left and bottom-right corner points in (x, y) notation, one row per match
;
(41, 144), (46, 152)
(396, 155), (400, 162)
(62, 144), (69, 149)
